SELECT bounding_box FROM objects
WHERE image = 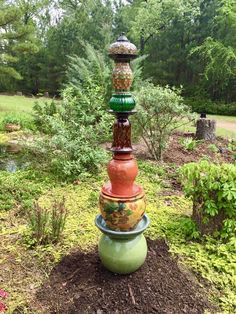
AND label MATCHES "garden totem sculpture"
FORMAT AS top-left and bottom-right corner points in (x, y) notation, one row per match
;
(95, 34), (149, 274)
